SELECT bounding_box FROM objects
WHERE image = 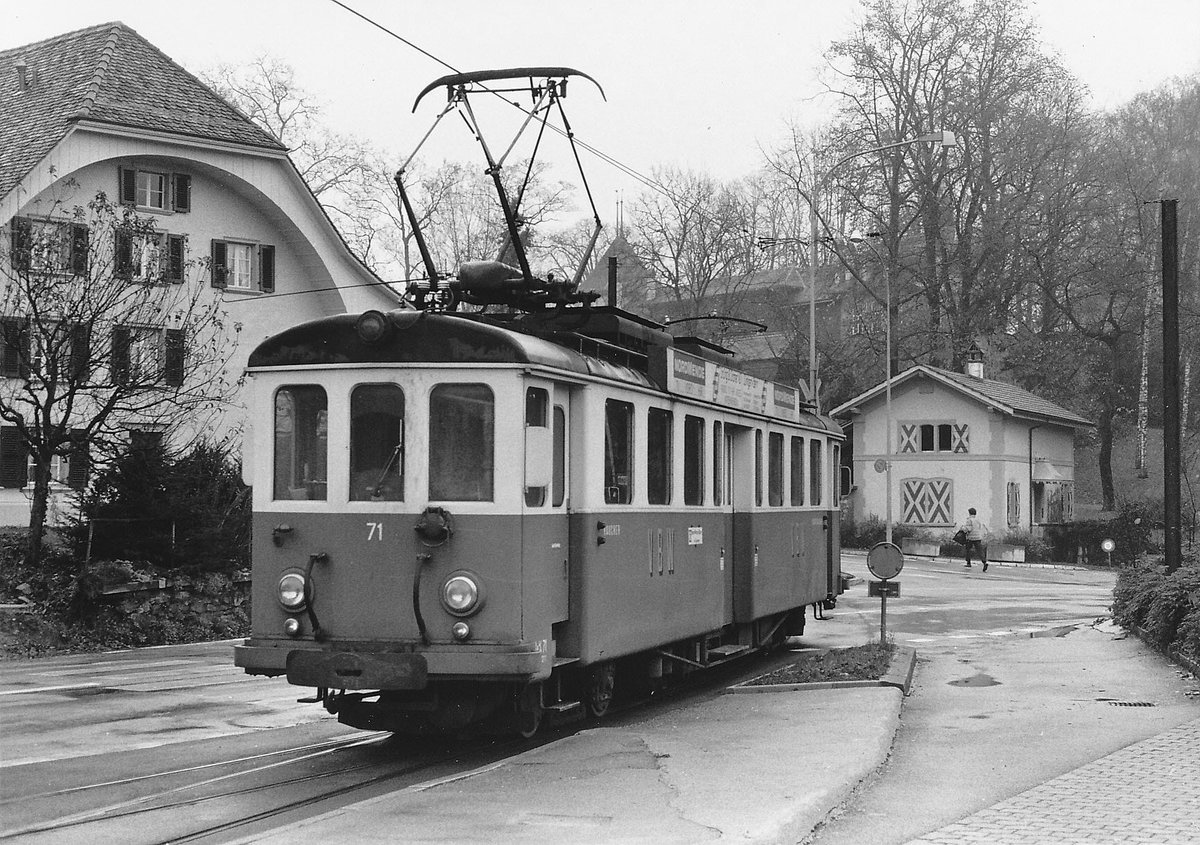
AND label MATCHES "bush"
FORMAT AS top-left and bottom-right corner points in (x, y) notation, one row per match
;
(1044, 501), (1157, 565)
(75, 440), (250, 574)
(840, 515), (932, 550)
(1112, 553), (1200, 659)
